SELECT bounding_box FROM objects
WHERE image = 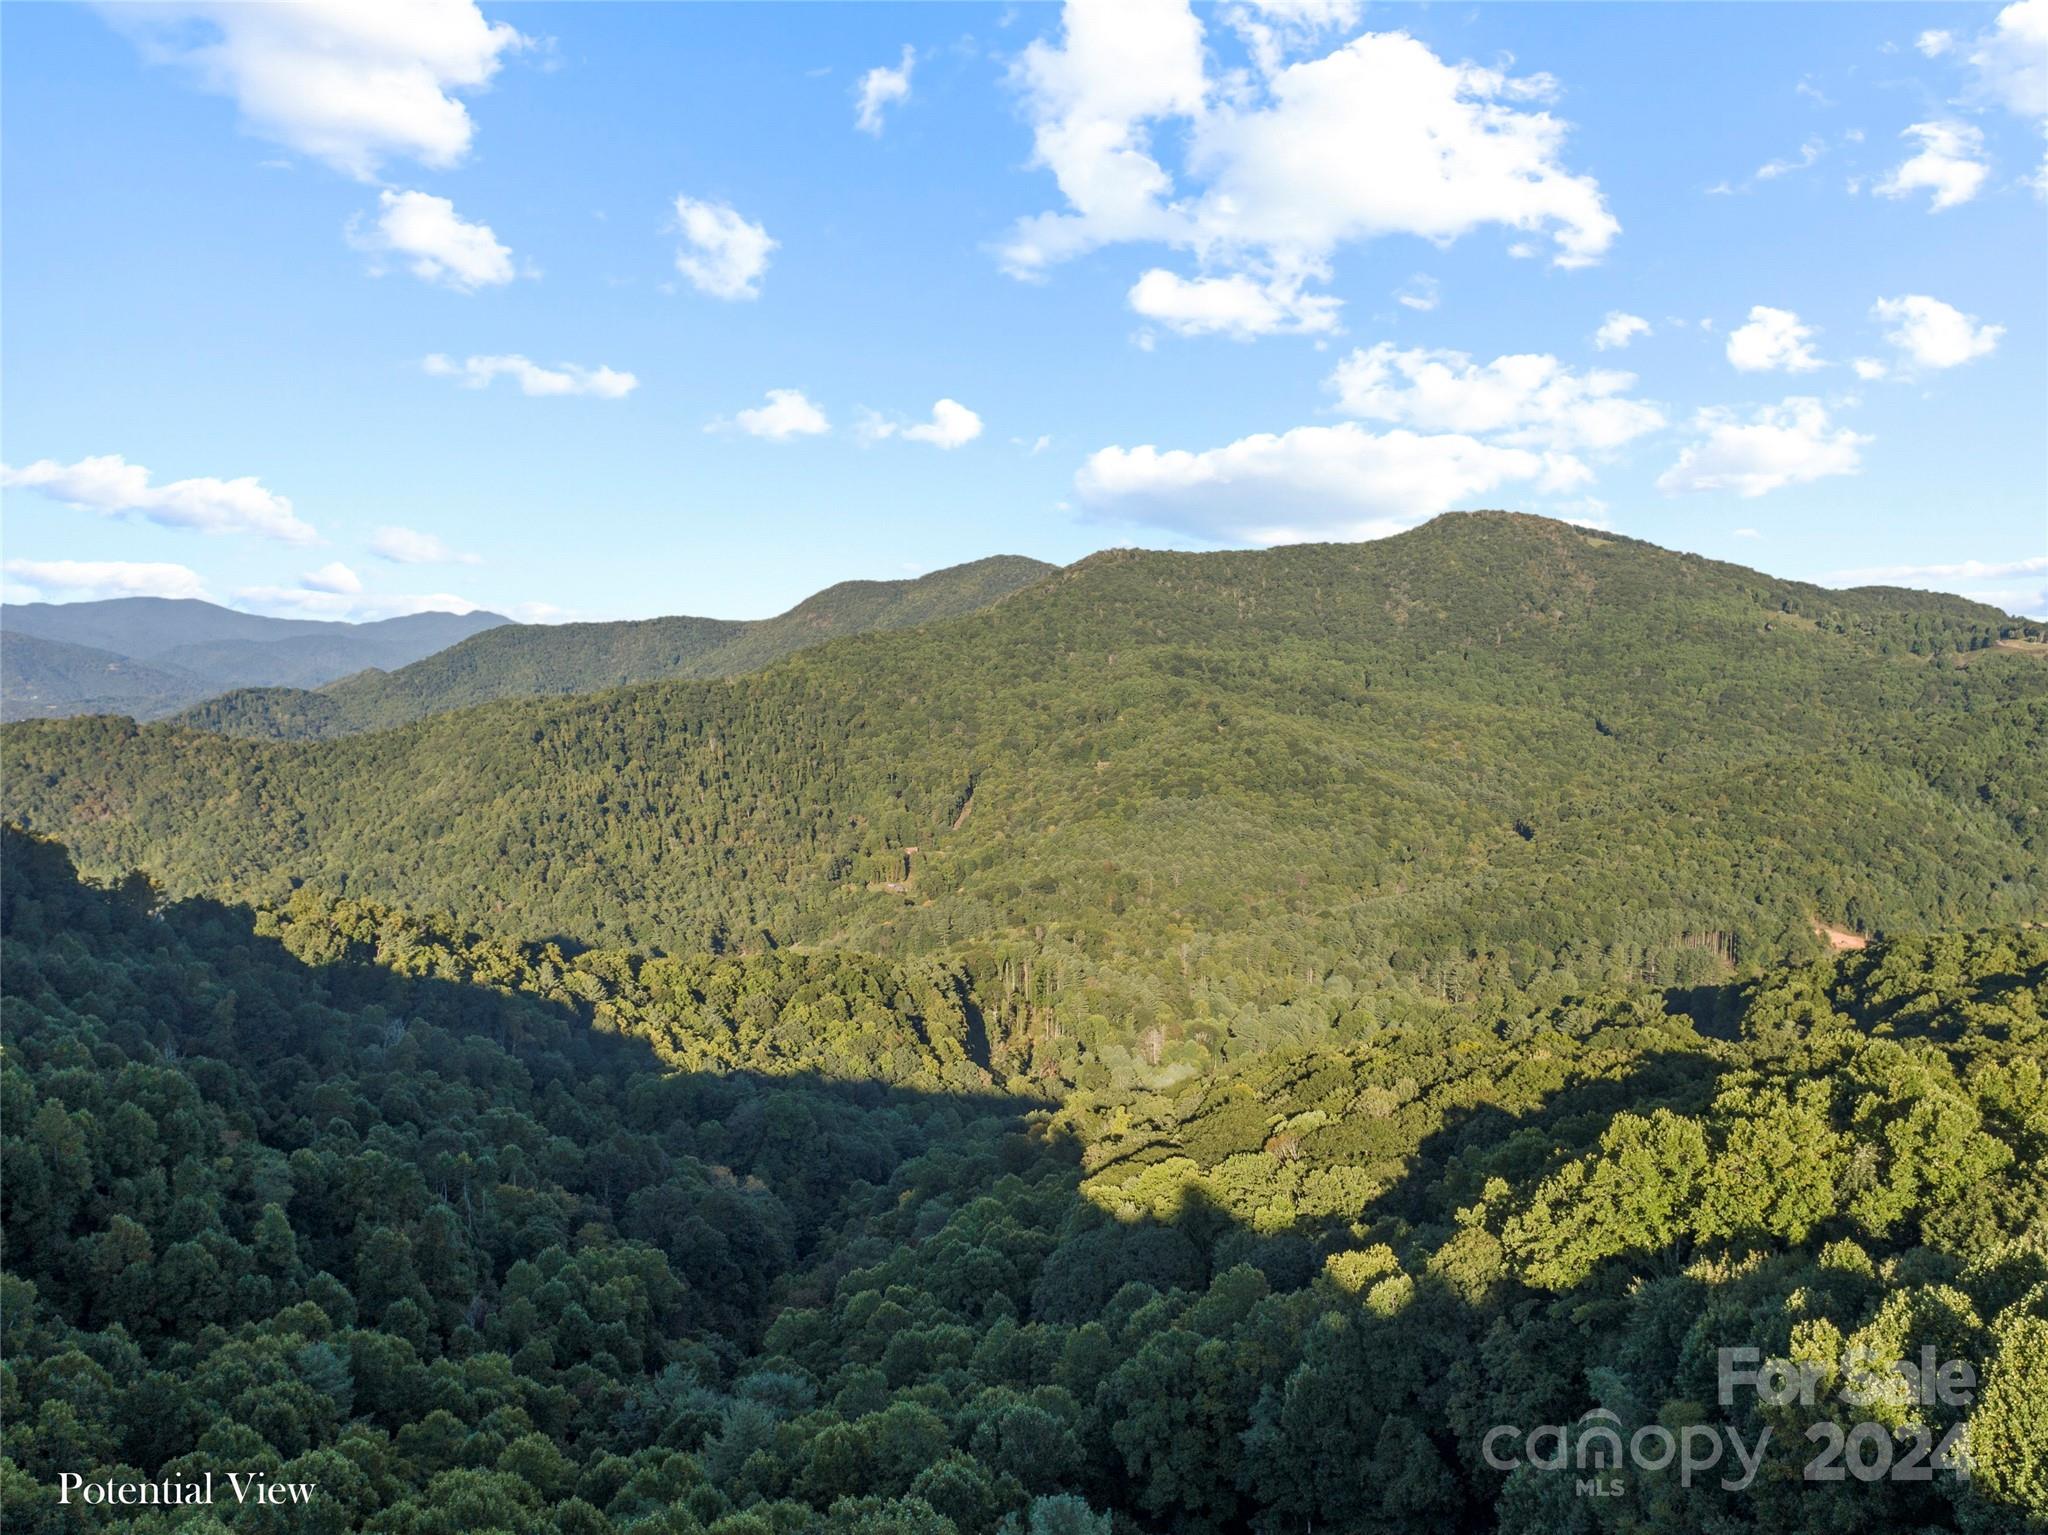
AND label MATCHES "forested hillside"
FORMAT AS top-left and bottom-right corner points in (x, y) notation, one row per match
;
(5, 515), (2041, 1077)
(0, 633), (202, 722)
(176, 556), (1056, 740)
(5, 826), (2044, 1533)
